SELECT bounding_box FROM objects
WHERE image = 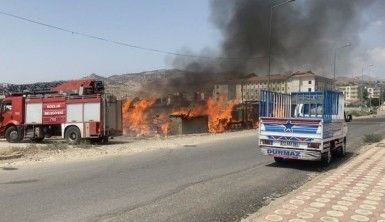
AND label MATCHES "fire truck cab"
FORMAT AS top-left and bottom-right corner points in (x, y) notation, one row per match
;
(0, 80), (122, 144)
